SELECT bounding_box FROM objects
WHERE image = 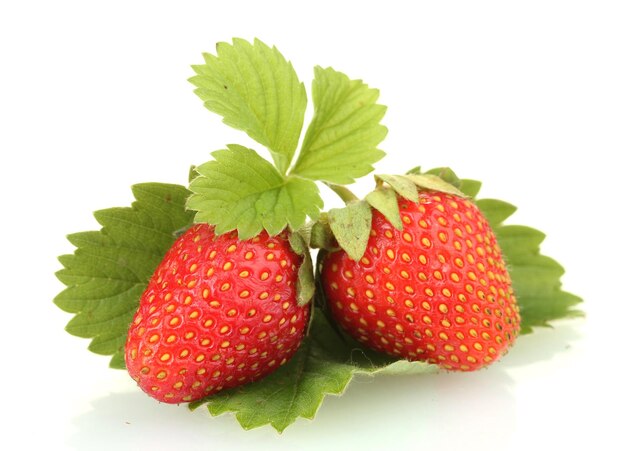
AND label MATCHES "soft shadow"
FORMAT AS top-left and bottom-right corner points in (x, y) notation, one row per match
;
(67, 320), (580, 451)
(281, 368), (517, 450)
(501, 320), (583, 368)
(67, 390), (268, 451)
(69, 370), (517, 451)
